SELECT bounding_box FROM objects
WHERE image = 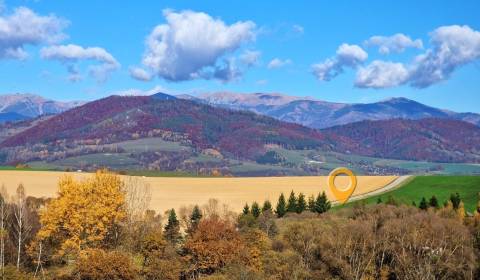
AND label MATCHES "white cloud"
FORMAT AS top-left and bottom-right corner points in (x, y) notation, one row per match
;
(41, 44), (120, 82)
(312, 43), (367, 81)
(240, 50), (261, 66)
(355, 60), (409, 88)
(141, 9), (256, 82)
(267, 58), (292, 69)
(129, 66), (152, 81)
(365, 33), (423, 54)
(212, 58), (242, 83)
(408, 25), (480, 88)
(0, 6), (67, 59)
(112, 85), (169, 96)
